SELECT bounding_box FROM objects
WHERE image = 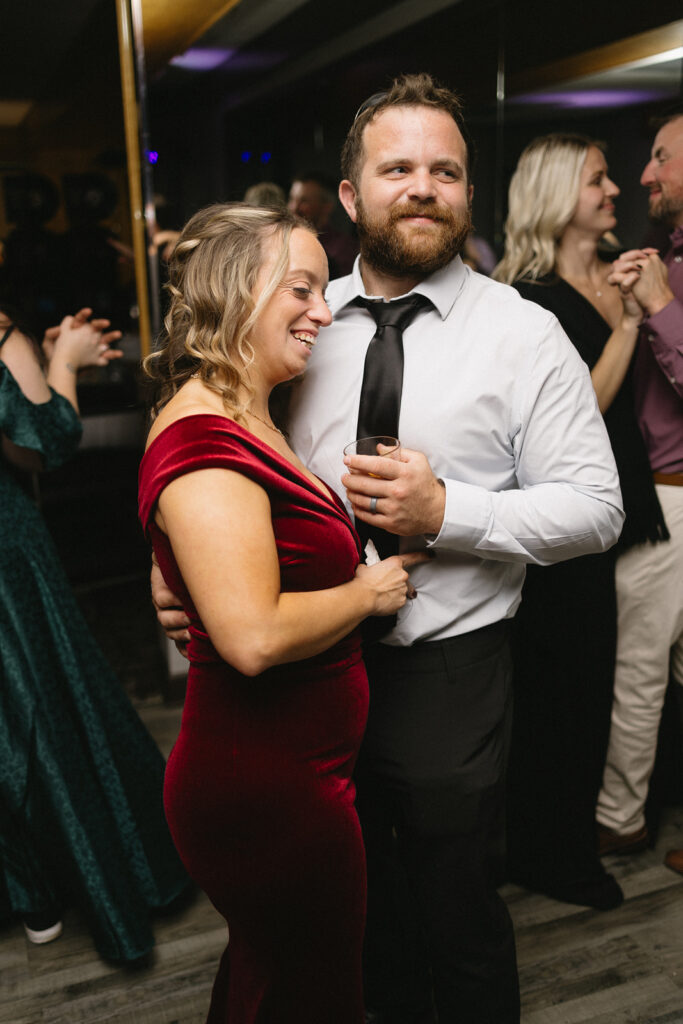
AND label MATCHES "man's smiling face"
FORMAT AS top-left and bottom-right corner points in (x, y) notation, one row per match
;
(641, 115), (683, 228)
(340, 105), (473, 279)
